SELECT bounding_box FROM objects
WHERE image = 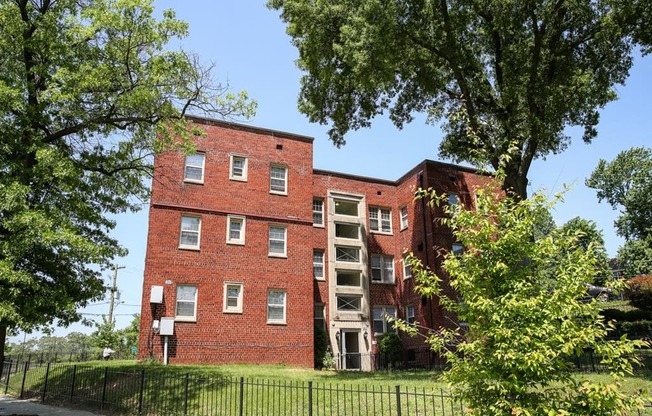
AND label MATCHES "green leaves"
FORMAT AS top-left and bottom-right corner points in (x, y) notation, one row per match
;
(0, 0), (255, 355)
(403, 178), (648, 414)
